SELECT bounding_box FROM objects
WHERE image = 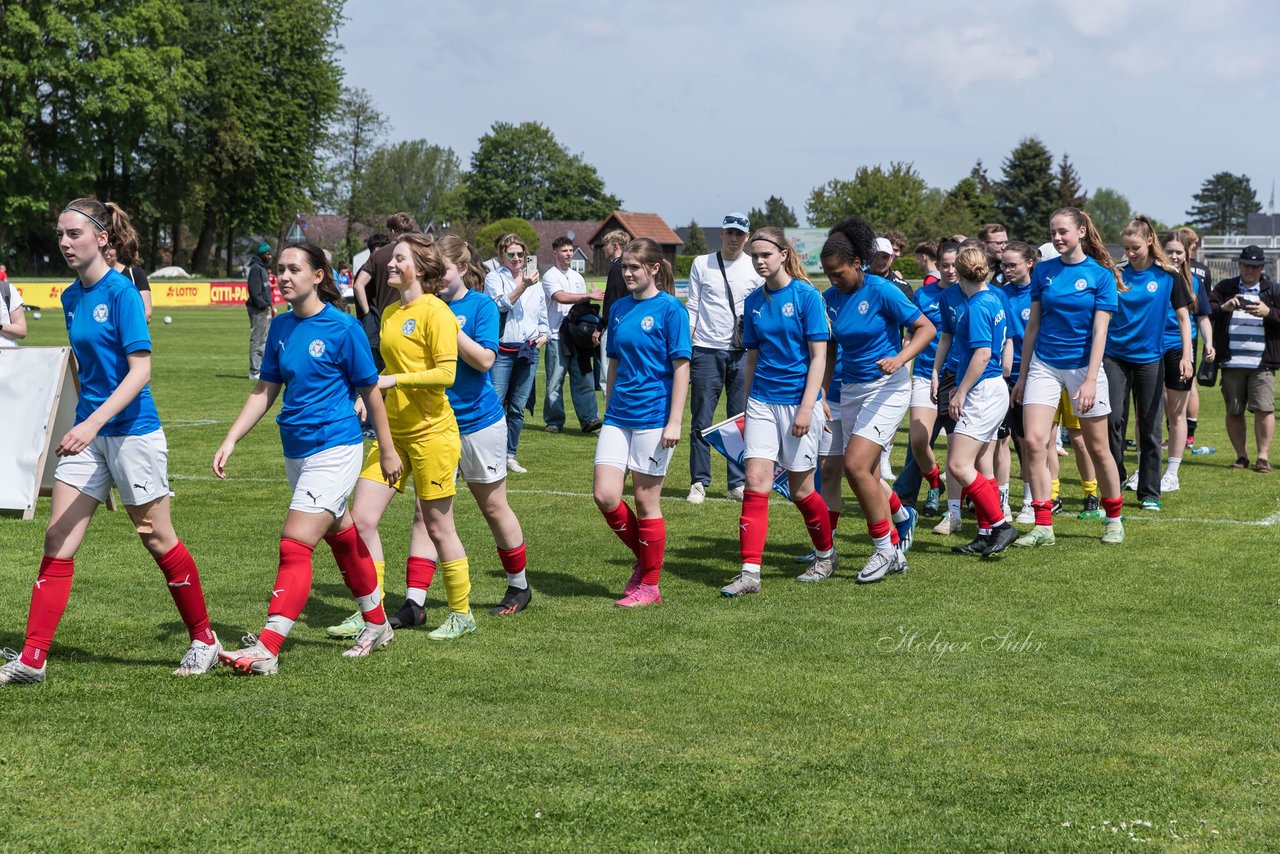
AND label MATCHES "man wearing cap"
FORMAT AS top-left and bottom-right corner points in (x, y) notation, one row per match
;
(685, 213), (764, 503)
(246, 240), (273, 380)
(1210, 245), (1280, 472)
